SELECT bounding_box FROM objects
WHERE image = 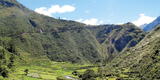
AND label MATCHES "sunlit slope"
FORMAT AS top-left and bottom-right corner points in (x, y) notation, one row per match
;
(0, 0), (145, 64)
(110, 26), (160, 79)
